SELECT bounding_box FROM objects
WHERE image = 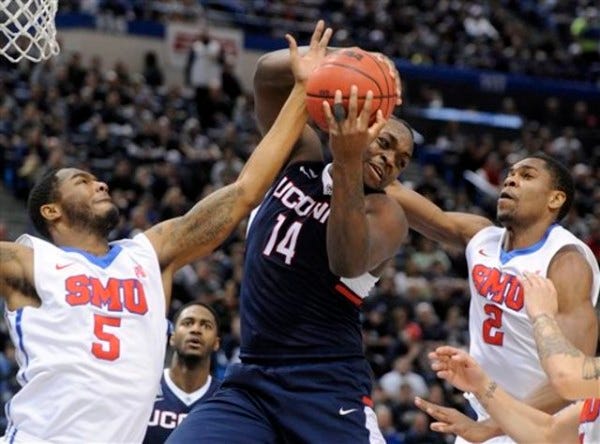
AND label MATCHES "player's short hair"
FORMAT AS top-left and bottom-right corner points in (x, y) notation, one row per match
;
(391, 116), (415, 146)
(529, 152), (574, 221)
(27, 168), (61, 240)
(172, 301), (220, 335)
